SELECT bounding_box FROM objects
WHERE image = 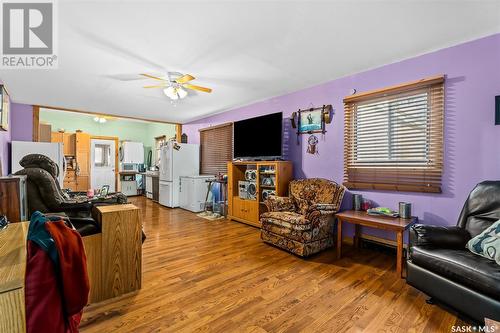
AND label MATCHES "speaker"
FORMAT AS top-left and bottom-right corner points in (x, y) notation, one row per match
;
(238, 181), (257, 200)
(245, 169), (257, 181)
(262, 189), (276, 201)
